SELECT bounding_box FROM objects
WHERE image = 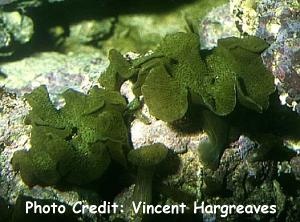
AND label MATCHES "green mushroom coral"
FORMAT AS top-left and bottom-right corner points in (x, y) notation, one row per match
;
(203, 51), (237, 115)
(212, 36), (275, 113)
(142, 65), (188, 122)
(99, 32), (274, 169)
(99, 49), (137, 91)
(127, 143), (169, 205)
(12, 85), (129, 186)
(197, 110), (229, 170)
(100, 32), (274, 122)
